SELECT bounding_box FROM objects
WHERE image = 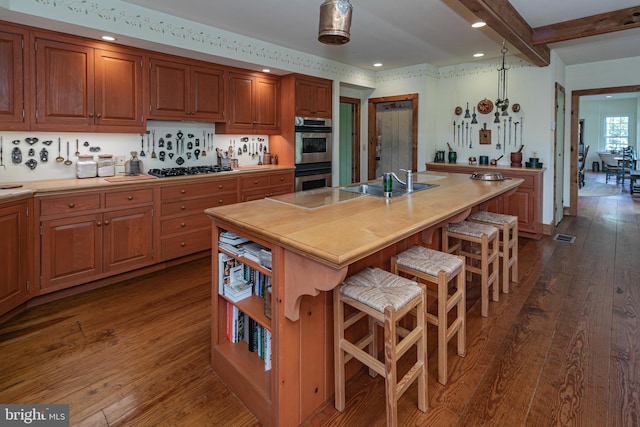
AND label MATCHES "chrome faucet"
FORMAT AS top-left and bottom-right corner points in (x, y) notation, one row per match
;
(389, 169), (414, 192)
